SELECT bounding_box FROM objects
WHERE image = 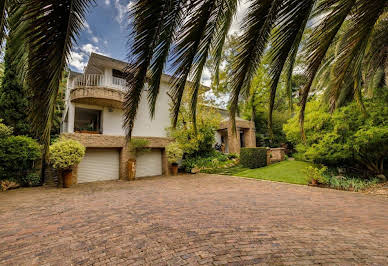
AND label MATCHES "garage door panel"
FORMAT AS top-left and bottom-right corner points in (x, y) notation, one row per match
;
(78, 148), (120, 183)
(136, 150), (162, 178)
